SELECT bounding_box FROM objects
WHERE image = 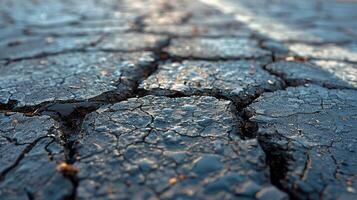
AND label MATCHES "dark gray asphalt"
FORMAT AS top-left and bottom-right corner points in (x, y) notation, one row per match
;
(0, 0), (356, 199)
